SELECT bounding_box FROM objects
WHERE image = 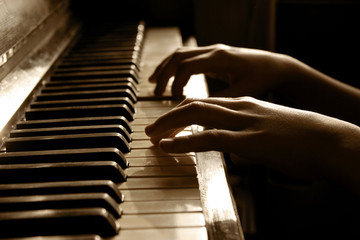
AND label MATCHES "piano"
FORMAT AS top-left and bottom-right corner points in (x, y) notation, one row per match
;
(0, 0), (244, 239)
